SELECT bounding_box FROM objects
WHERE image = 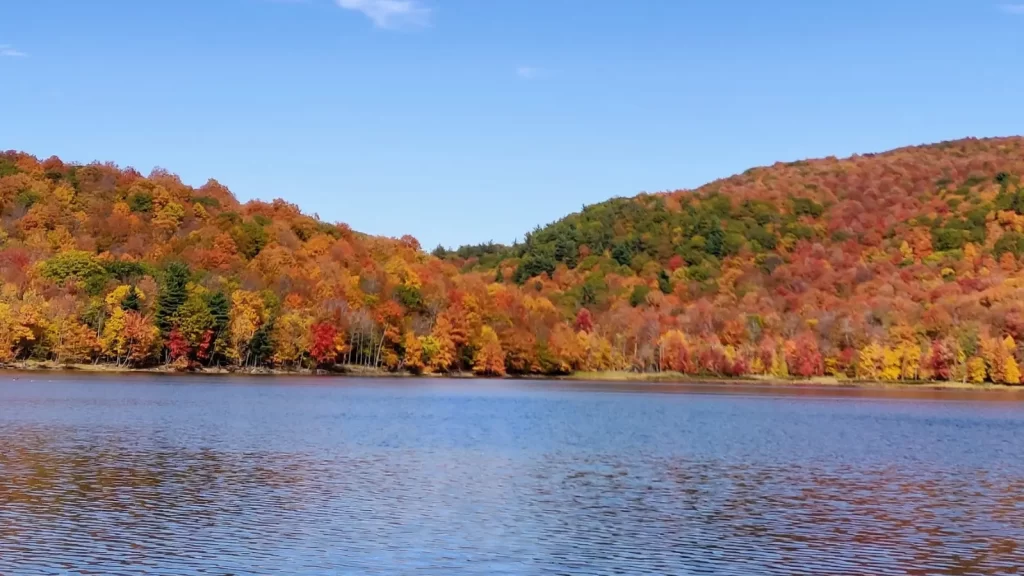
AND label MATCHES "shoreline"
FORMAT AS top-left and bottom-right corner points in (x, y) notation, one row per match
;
(1, 362), (1023, 392)
(557, 371), (1024, 392)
